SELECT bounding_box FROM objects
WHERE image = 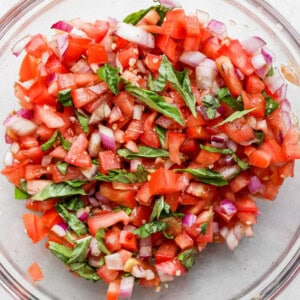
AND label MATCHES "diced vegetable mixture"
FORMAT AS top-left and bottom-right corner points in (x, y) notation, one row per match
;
(2, 0), (300, 299)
